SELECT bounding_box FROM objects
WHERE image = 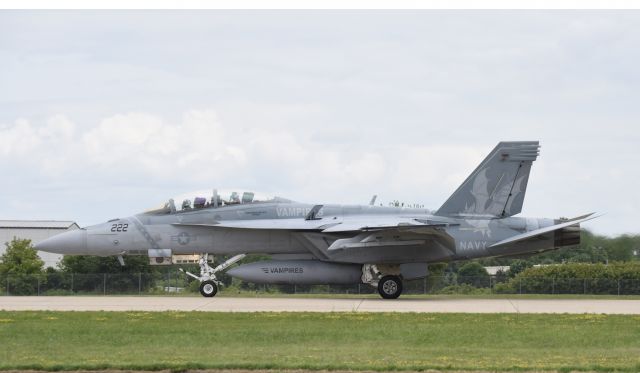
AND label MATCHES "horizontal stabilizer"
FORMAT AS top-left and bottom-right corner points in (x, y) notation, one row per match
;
(489, 213), (599, 248)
